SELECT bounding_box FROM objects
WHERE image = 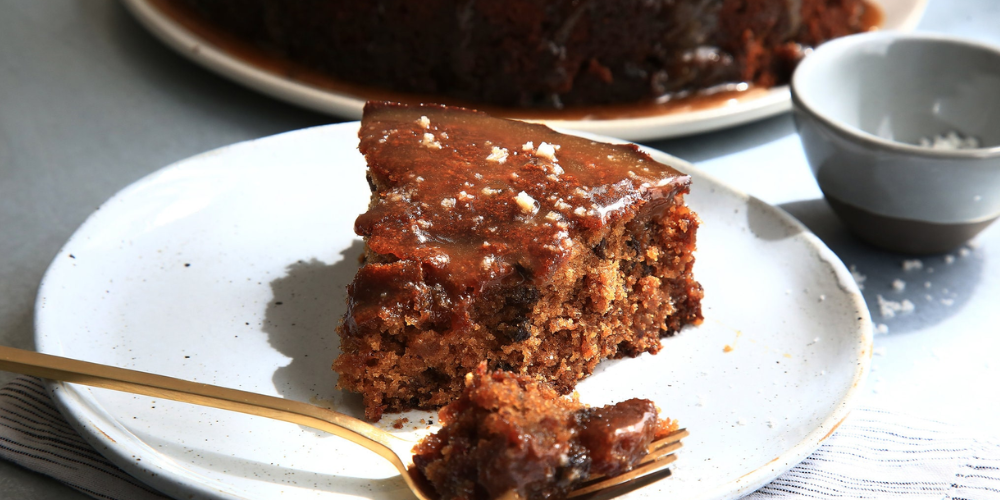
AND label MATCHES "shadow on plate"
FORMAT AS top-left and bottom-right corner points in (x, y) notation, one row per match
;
(778, 198), (984, 335)
(262, 239), (366, 426)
